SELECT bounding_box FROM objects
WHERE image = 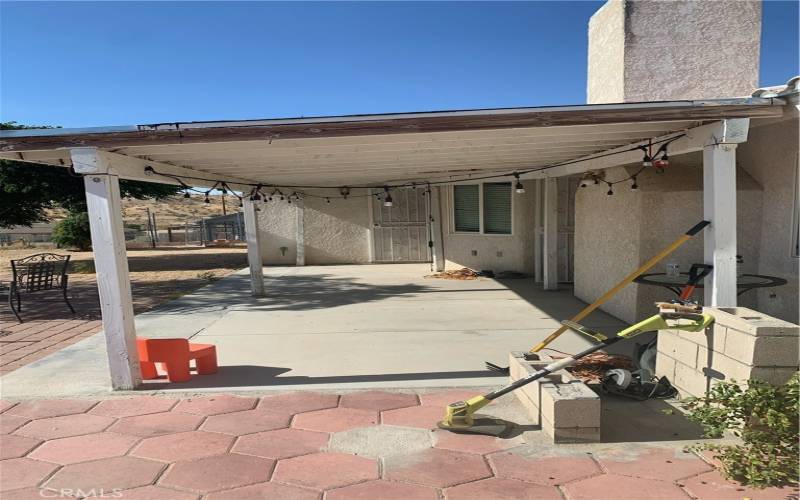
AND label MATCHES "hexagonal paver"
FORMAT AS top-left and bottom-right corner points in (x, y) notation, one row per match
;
(159, 453), (274, 493)
(444, 477), (562, 500)
(201, 409), (291, 435)
(113, 485), (199, 500)
(680, 470), (797, 500)
(7, 399), (97, 419)
(0, 413), (29, 434)
(89, 396), (178, 418)
(384, 448), (492, 488)
(28, 432), (139, 465)
(173, 395), (257, 416)
(292, 407), (377, 433)
(489, 452), (601, 486)
(0, 458), (58, 492)
(339, 391), (419, 412)
(432, 428), (523, 455)
(0, 434), (42, 459)
(0, 487), (55, 499)
(597, 447), (712, 482)
(205, 481), (320, 500)
(418, 390), (481, 408)
(328, 425), (432, 458)
(15, 413), (114, 440)
(258, 392), (339, 414)
(0, 400), (18, 413)
(327, 479), (438, 500)
(44, 456), (165, 492)
(132, 431), (233, 462)
(562, 473), (688, 500)
(274, 452), (378, 490)
(381, 405), (444, 429)
(233, 428), (329, 459)
(108, 411), (203, 437)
